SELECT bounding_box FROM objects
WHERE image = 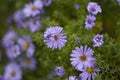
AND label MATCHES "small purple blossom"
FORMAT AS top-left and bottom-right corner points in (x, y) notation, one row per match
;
(0, 75), (4, 80)
(55, 66), (65, 77)
(87, 2), (102, 15)
(19, 57), (37, 70)
(117, 0), (120, 3)
(67, 76), (78, 80)
(18, 36), (35, 57)
(93, 34), (104, 47)
(3, 62), (22, 80)
(23, 0), (43, 17)
(2, 30), (18, 48)
(6, 45), (21, 59)
(44, 26), (67, 50)
(76, 37), (80, 43)
(13, 9), (25, 23)
(80, 67), (100, 80)
(28, 19), (41, 32)
(43, 0), (52, 6)
(70, 45), (95, 71)
(85, 15), (96, 30)
(118, 0), (120, 5)
(74, 4), (80, 10)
